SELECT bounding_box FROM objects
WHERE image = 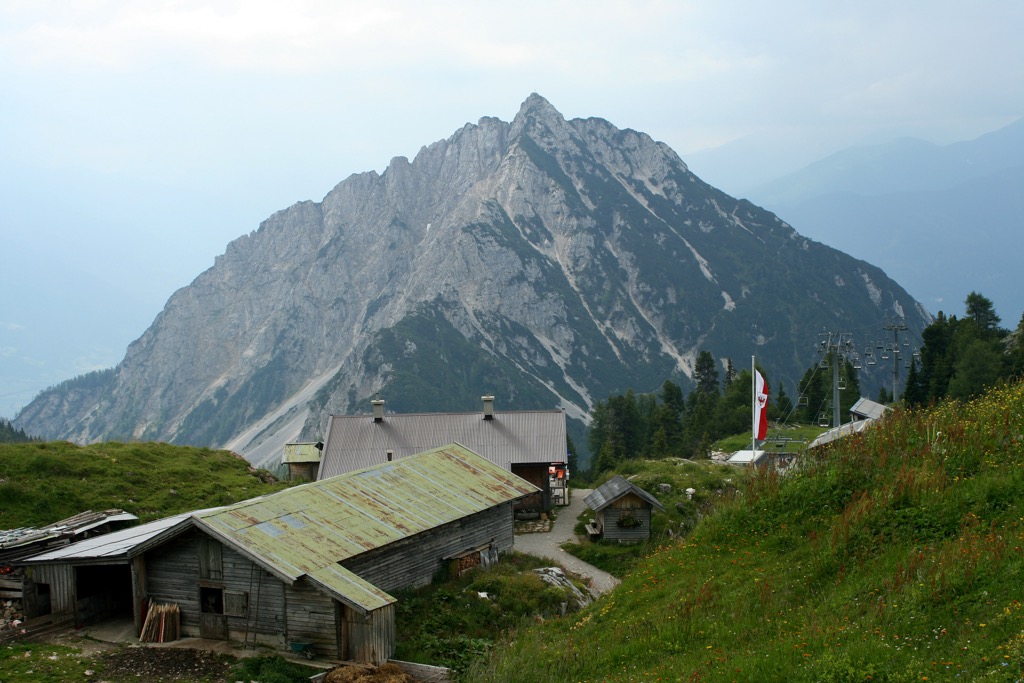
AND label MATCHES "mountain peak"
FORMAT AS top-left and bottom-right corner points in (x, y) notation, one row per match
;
(511, 93), (566, 135)
(518, 92), (560, 116)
